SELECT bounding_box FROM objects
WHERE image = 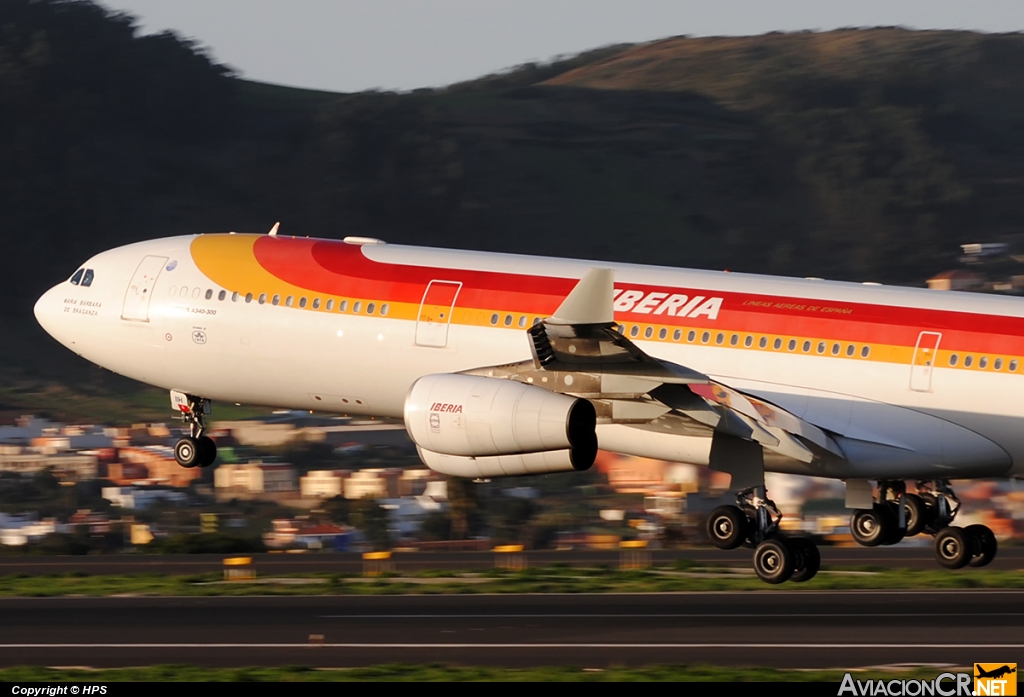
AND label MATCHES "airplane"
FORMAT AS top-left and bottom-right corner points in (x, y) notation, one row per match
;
(32, 227), (1023, 583)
